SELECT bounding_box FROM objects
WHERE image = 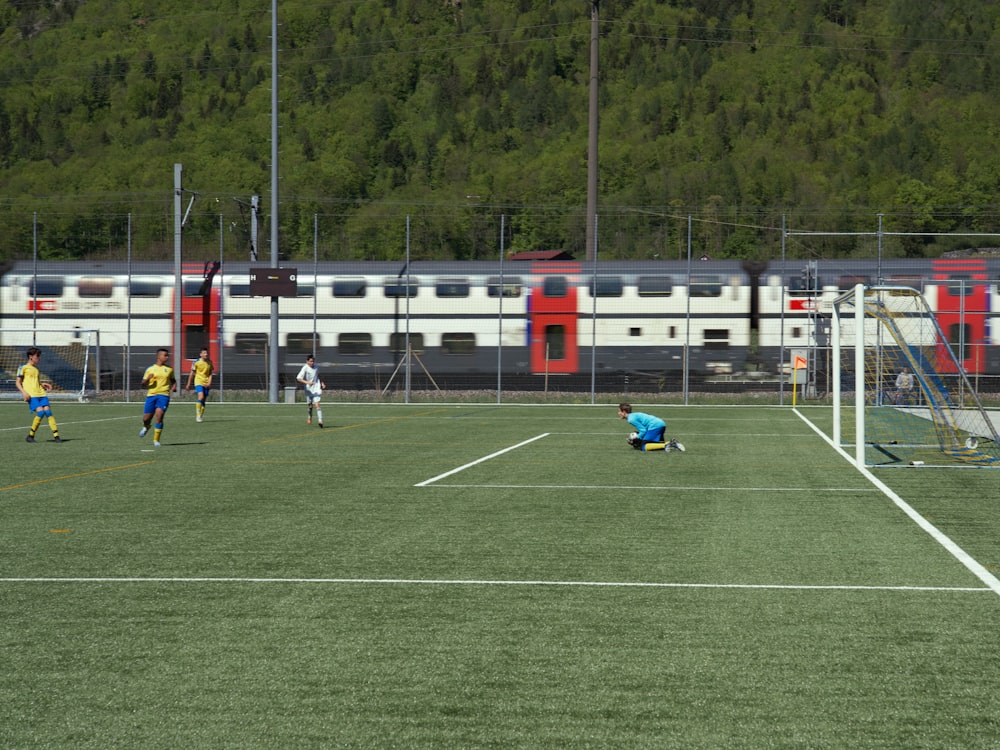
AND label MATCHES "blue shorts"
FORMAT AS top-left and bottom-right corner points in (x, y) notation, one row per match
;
(641, 426), (666, 443)
(28, 396), (50, 412)
(195, 385), (210, 398)
(144, 395), (171, 414)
